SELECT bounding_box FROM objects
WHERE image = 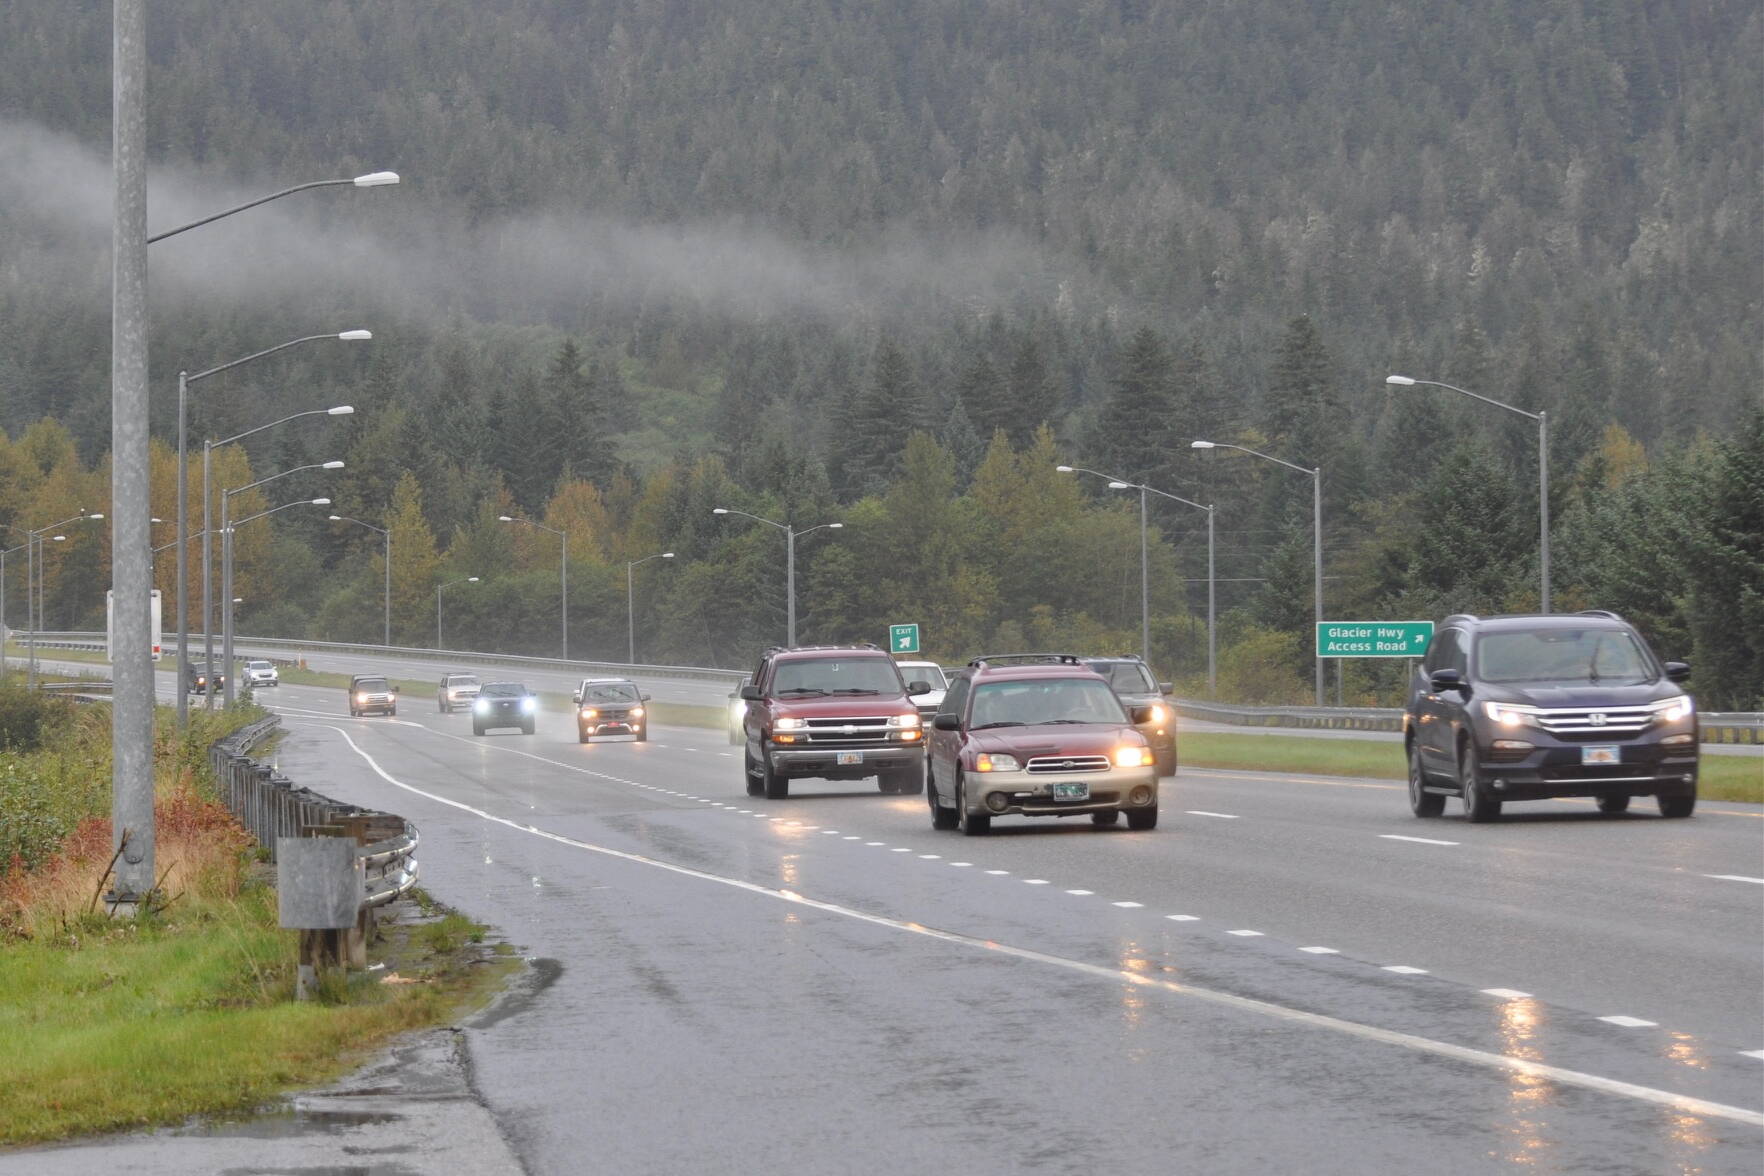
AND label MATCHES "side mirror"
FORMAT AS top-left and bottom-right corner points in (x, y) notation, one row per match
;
(907, 680), (932, 695)
(1428, 668), (1463, 693)
(1129, 704), (1156, 724)
(641, 693), (652, 702)
(572, 690), (582, 703)
(1663, 661), (1691, 683)
(739, 685), (763, 701)
(391, 685), (401, 694)
(1158, 681), (1173, 695)
(932, 713), (961, 731)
